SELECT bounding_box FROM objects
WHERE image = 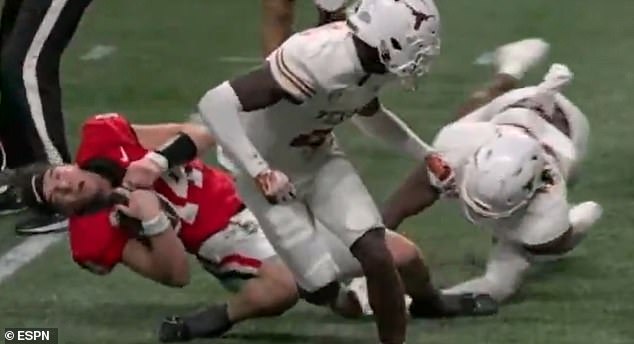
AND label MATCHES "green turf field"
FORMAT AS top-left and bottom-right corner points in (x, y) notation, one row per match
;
(1, 0), (634, 343)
